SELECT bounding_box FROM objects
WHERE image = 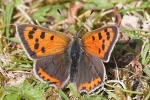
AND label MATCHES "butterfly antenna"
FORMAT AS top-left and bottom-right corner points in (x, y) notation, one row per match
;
(57, 9), (69, 27)
(57, 9), (77, 36)
(76, 10), (94, 37)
